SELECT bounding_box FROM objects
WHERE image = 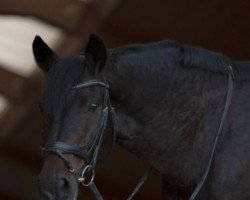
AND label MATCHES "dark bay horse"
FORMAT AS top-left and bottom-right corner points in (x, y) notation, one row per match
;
(33, 34), (250, 200)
